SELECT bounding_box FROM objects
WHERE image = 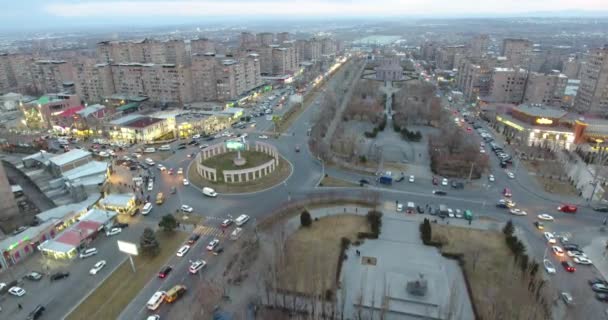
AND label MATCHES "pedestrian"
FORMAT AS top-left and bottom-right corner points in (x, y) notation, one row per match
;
(18, 303), (22, 310)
